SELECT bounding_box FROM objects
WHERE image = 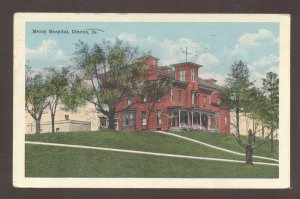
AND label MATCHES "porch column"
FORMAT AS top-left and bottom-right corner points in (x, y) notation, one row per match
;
(191, 110), (194, 126)
(179, 109), (181, 128)
(188, 110), (190, 126)
(199, 112), (202, 127)
(208, 115), (211, 128)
